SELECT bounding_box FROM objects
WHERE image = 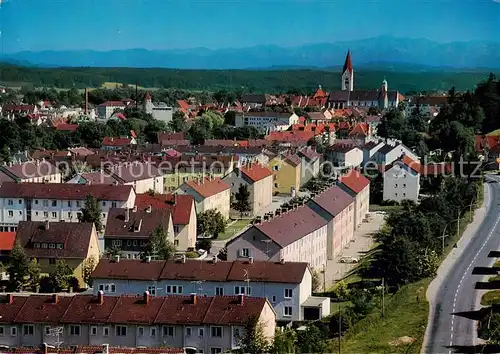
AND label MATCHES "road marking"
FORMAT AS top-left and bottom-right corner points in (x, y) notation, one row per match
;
(448, 182), (500, 350)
